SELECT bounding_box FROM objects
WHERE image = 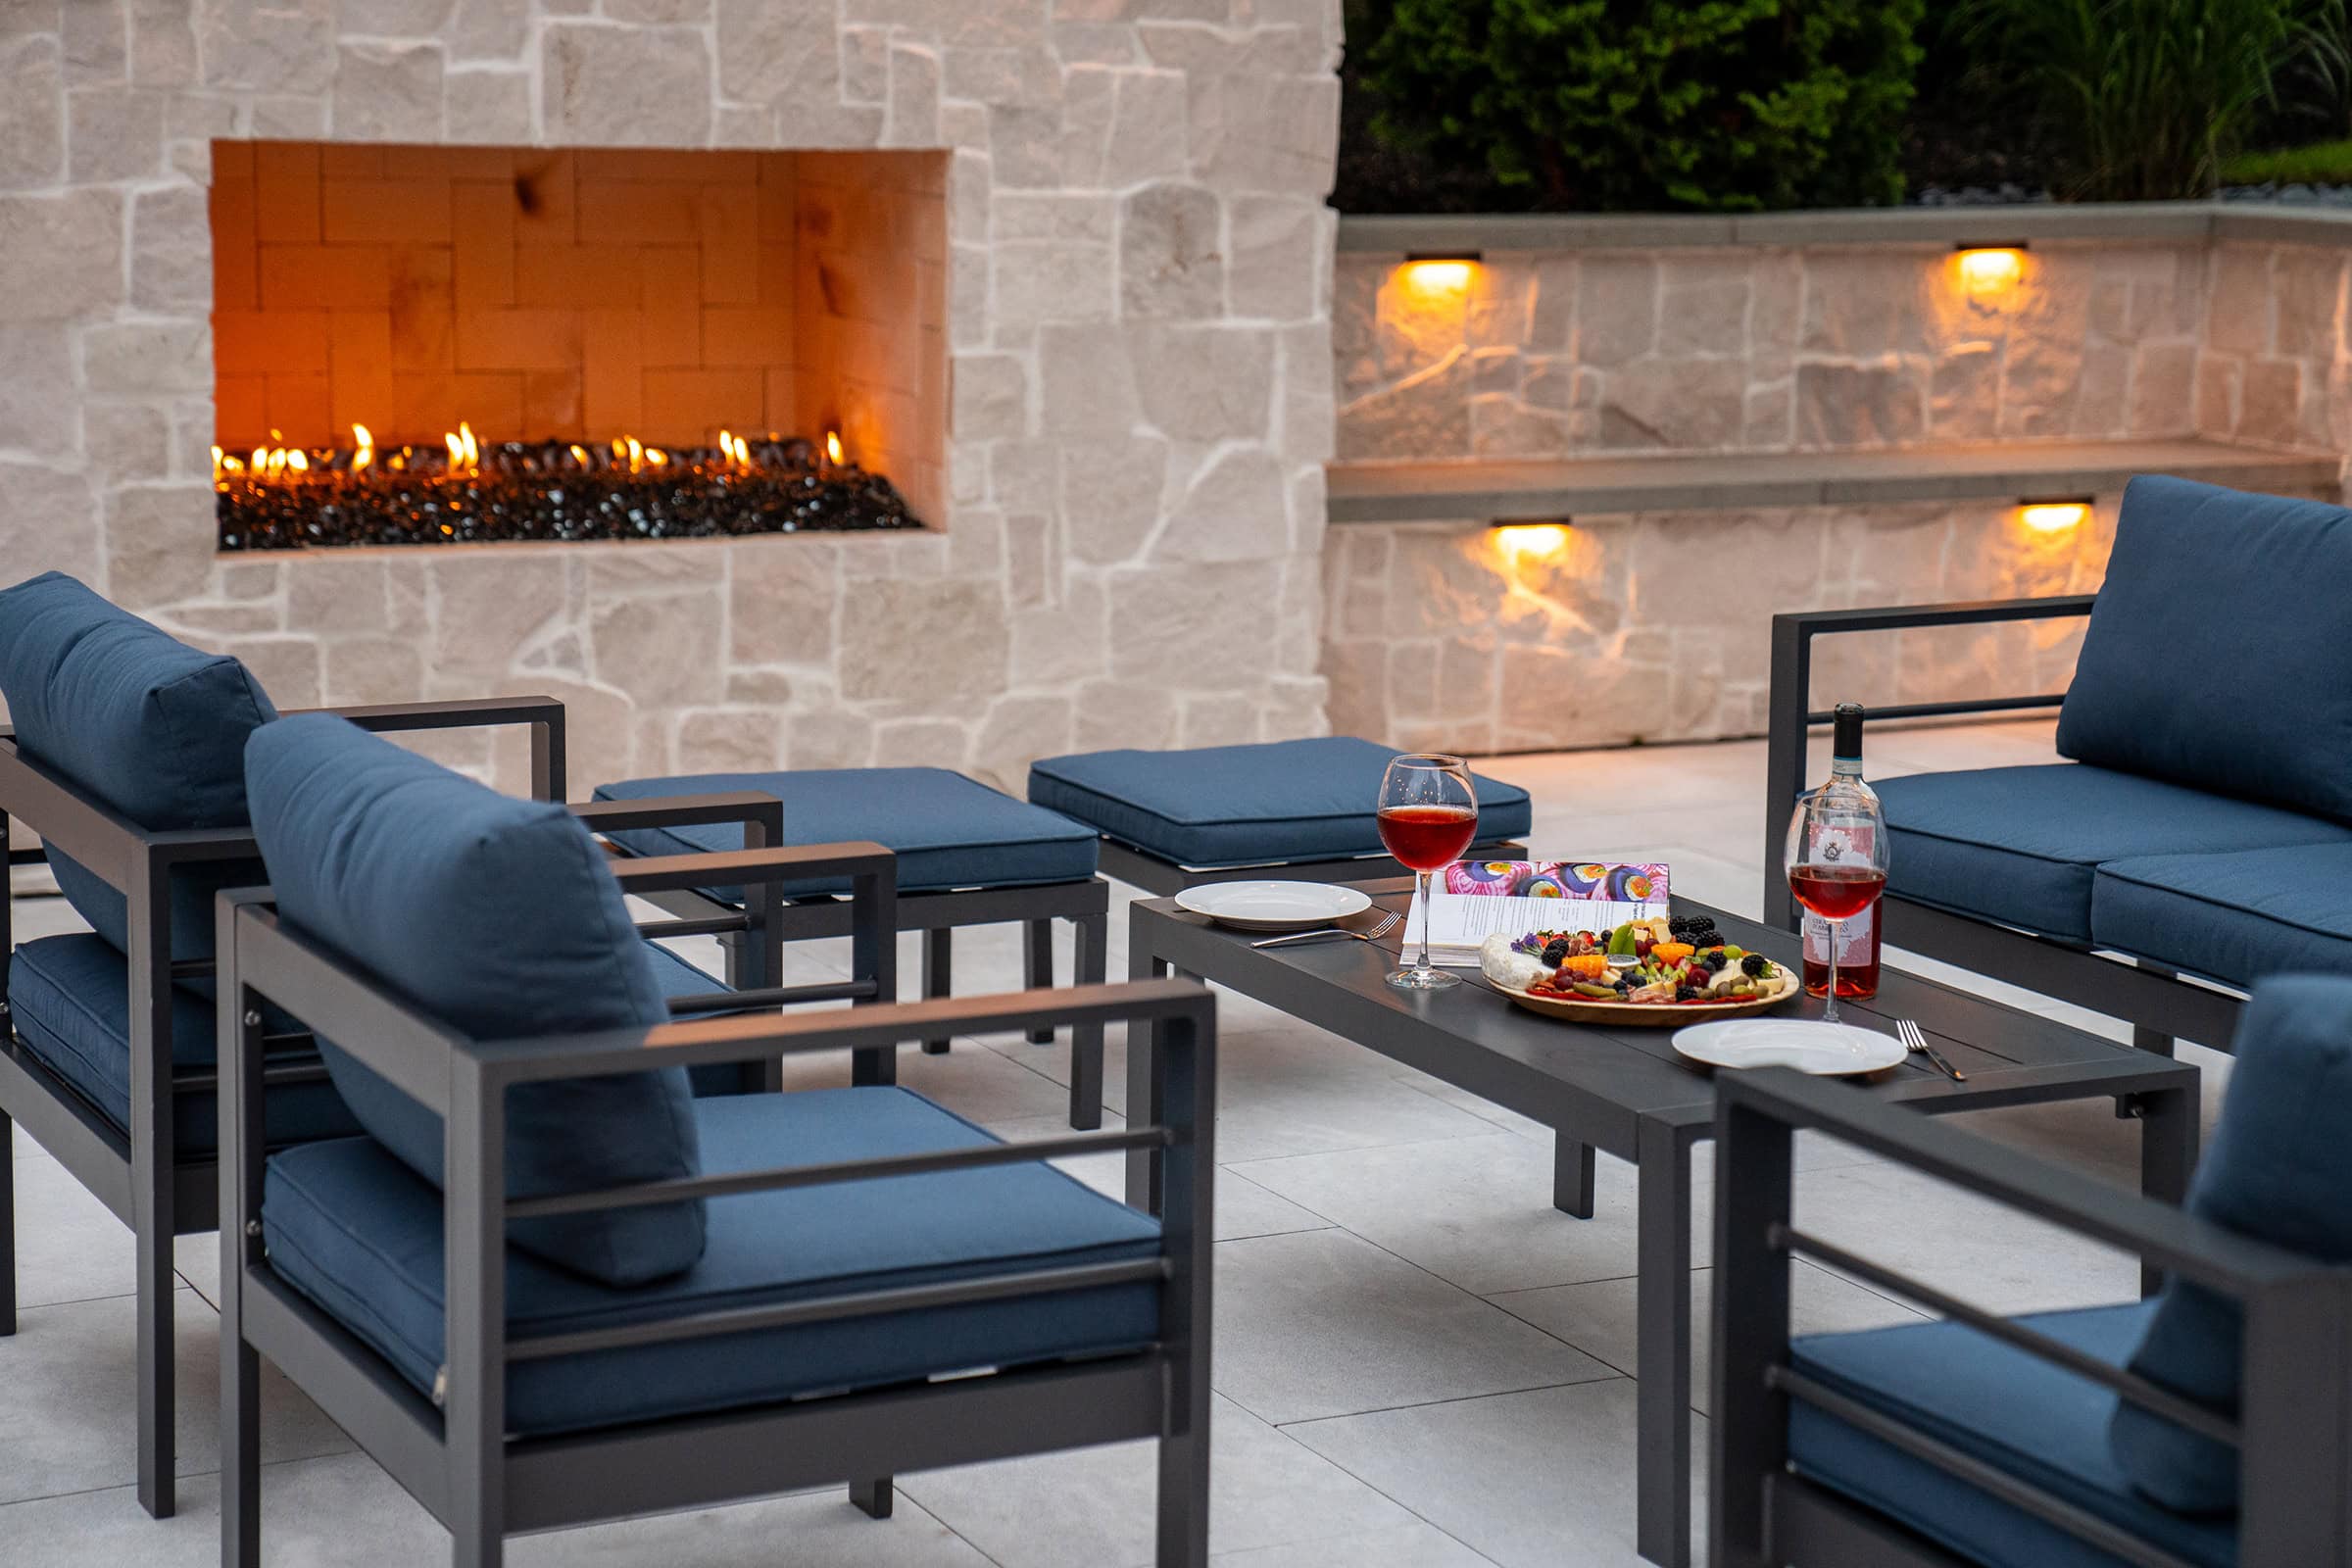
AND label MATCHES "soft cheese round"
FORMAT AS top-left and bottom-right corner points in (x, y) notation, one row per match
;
(1480, 933), (1549, 992)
